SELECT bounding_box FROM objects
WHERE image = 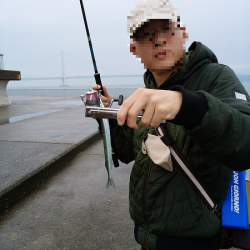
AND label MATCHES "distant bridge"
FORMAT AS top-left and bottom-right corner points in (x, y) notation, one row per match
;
(21, 74), (250, 84)
(21, 75), (142, 81)
(9, 51), (250, 84)
(19, 52), (143, 86)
